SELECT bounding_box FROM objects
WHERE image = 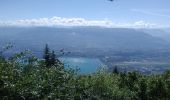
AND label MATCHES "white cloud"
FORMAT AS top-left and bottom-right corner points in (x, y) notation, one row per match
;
(132, 20), (156, 28)
(110, 20), (156, 28)
(0, 17), (157, 28)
